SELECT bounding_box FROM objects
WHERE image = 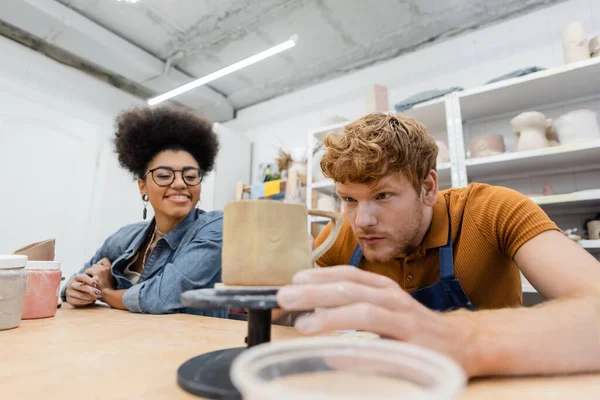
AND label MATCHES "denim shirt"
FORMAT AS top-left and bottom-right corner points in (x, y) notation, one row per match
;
(61, 209), (227, 318)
